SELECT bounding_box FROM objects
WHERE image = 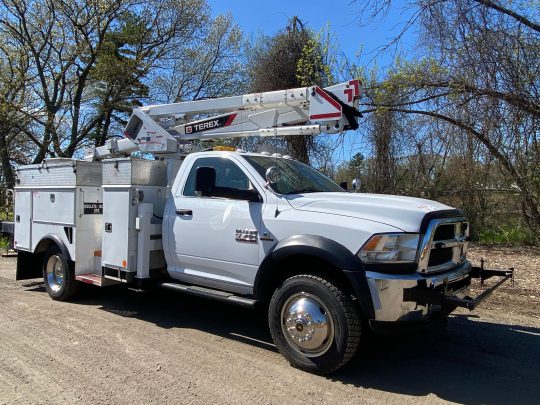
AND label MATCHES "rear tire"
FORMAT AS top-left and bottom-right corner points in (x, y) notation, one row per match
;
(268, 274), (361, 374)
(42, 245), (80, 301)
